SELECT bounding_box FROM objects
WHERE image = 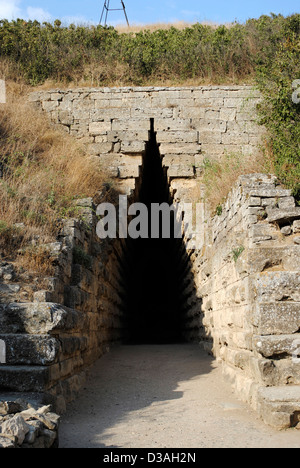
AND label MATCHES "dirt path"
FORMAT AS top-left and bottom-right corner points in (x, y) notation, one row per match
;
(59, 345), (300, 448)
